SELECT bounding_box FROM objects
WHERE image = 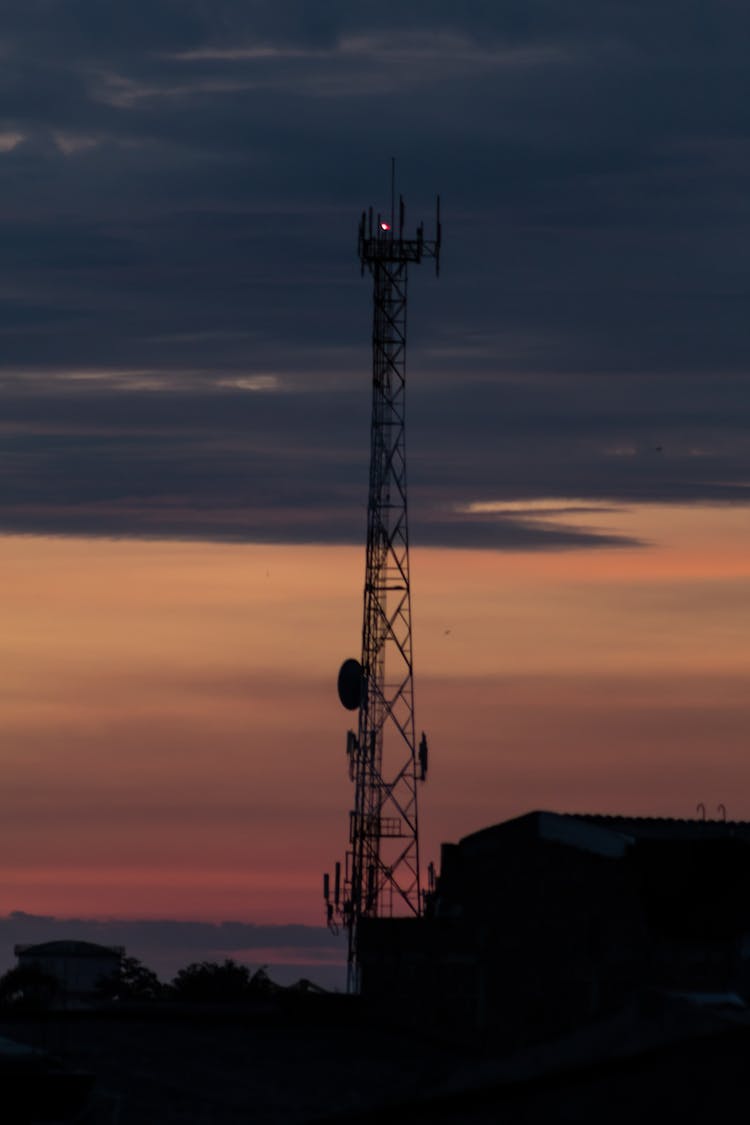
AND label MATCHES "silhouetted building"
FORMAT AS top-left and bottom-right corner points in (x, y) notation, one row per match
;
(15, 940), (123, 1009)
(359, 811), (750, 1041)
